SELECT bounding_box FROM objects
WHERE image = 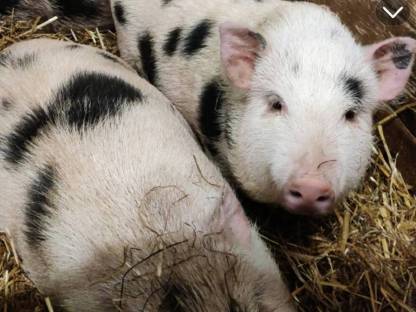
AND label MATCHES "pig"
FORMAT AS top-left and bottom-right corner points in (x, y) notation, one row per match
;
(110, 0), (416, 215)
(2, 0), (415, 216)
(0, 39), (294, 312)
